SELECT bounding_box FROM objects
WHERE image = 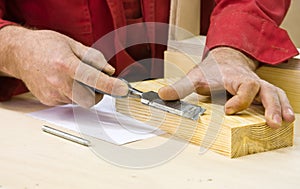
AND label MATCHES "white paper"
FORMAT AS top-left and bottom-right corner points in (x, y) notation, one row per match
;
(29, 96), (164, 145)
(295, 48), (300, 59)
